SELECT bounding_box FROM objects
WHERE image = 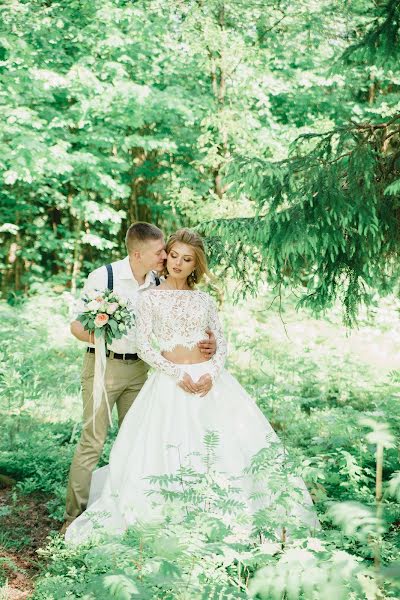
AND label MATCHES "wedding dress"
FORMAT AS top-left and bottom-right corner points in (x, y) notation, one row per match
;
(66, 290), (318, 543)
